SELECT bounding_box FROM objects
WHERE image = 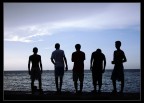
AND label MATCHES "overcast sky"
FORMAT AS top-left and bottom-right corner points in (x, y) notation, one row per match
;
(4, 3), (140, 71)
